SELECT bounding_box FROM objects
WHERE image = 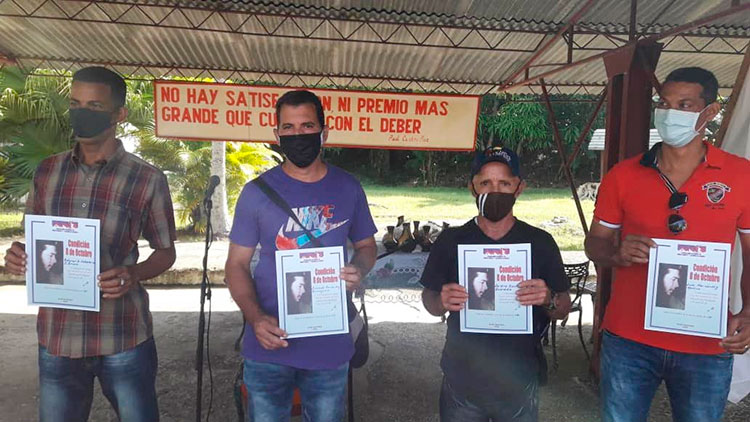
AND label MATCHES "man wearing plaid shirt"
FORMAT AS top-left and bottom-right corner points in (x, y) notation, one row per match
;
(3, 67), (176, 422)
